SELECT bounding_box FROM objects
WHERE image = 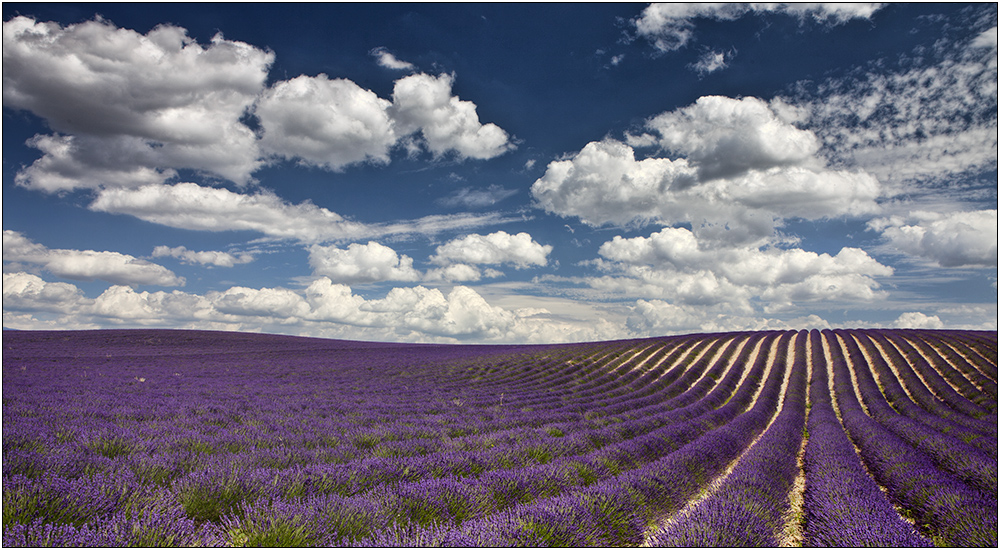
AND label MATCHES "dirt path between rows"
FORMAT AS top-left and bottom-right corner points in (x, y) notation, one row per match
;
(777, 331), (810, 547)
(824, 331), (922, 532)
(639, 333), (786, 546)
(898, 334), (989, 394)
